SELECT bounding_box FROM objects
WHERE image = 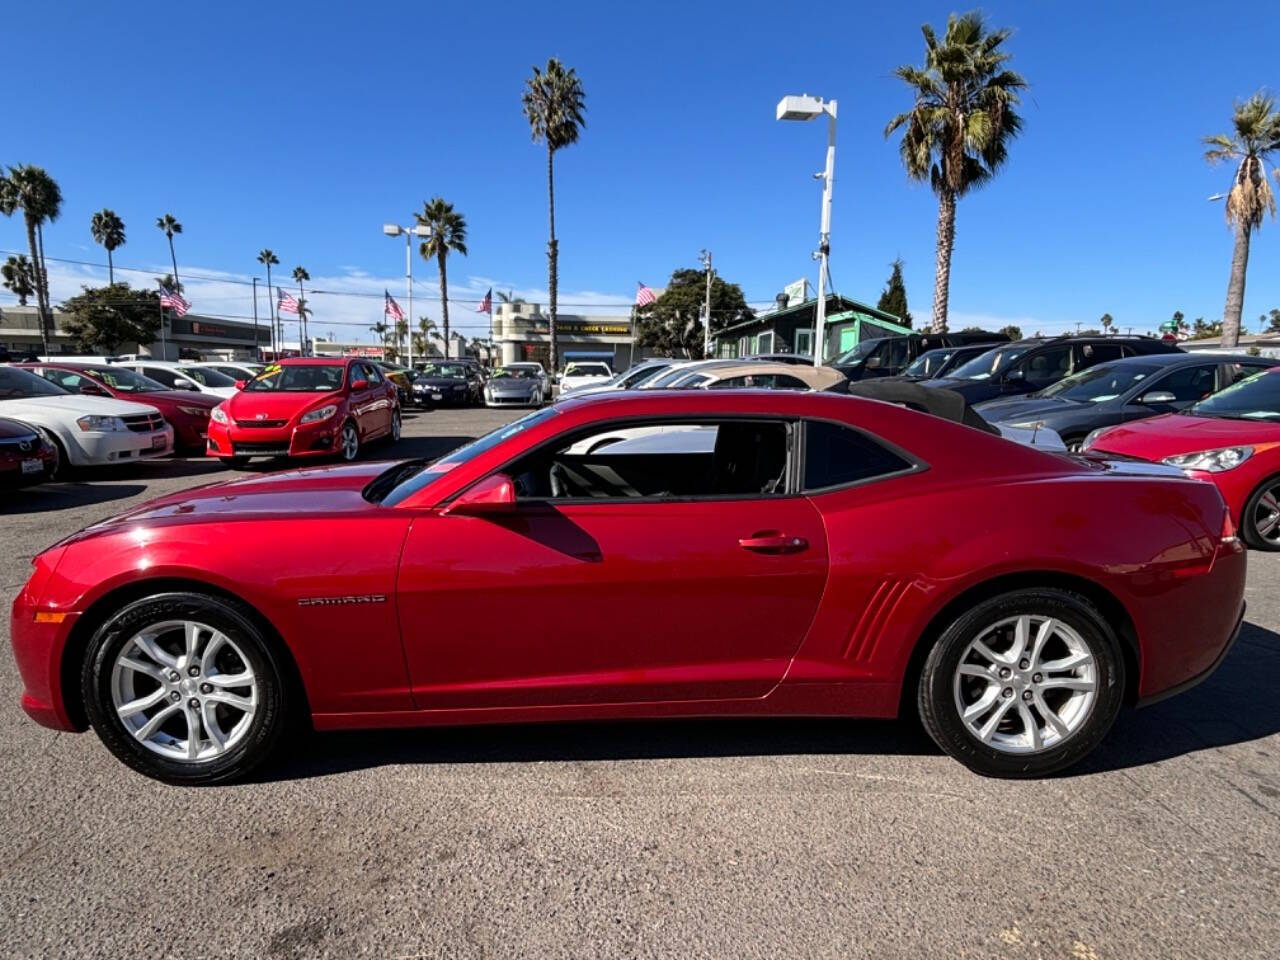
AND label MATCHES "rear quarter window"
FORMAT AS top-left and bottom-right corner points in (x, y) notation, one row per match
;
(803, 420), (914, 491)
